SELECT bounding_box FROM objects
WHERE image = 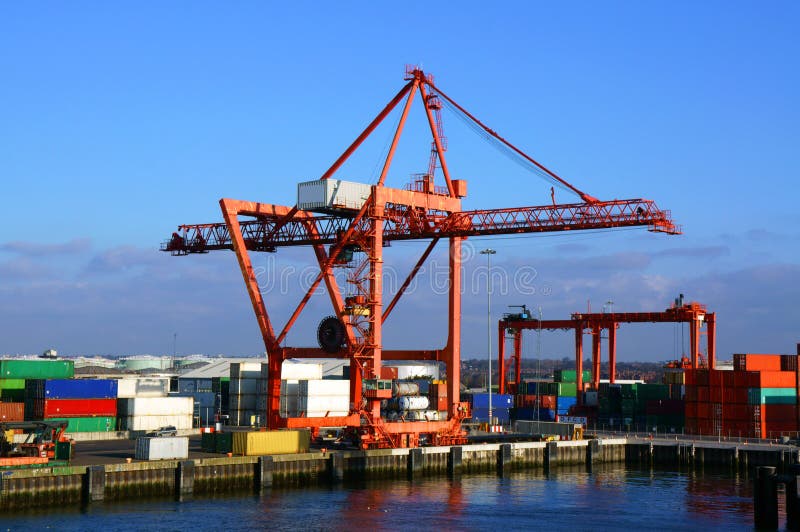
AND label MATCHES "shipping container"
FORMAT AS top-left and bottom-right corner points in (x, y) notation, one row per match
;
(471, 393), (513, 409)
(733, 353), (782, 372)
(297, 179), (372, 212)
(471, 407), (510, 423)
(0, 359), (74, 379)
(0, 379), (25, 390)
(553, 370), (592, 383)
(746, 371), (796, 388)
(27, 398), (117, 418)
(48, 416), (116, 432)
(135, 436), (189, 460)
(781, 355), (798, 372)
(116, 377), (170, 398)
(232, 430), (310, 455)
(230, 362), (262, 379)
(117, 397), (194, 417)
(0, 402), (24, 421)
(26, 379), (118, 399)
(748, 387), (797, 405)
